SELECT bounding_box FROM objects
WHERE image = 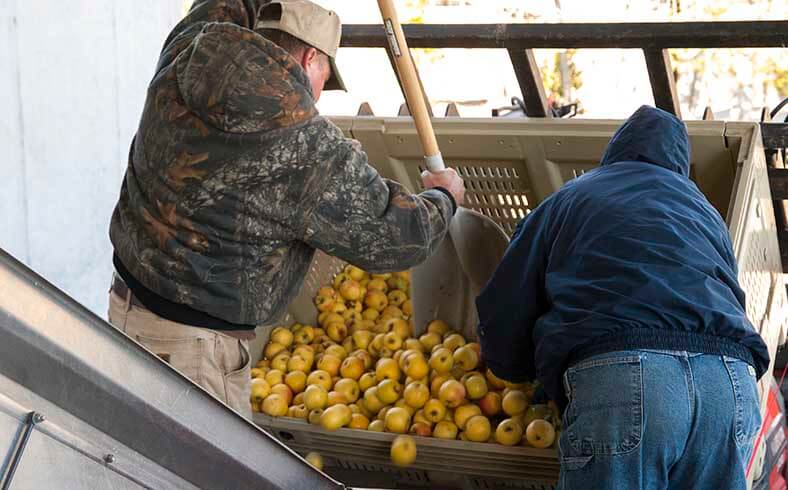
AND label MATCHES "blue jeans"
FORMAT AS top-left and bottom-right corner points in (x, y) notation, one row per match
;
(558, 350), (762, 490)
